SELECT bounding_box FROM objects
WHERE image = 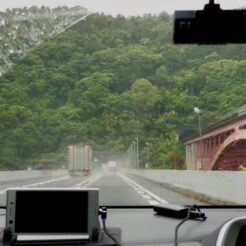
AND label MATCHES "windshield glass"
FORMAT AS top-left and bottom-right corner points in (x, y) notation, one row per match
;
(0, 0), (246, 206)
